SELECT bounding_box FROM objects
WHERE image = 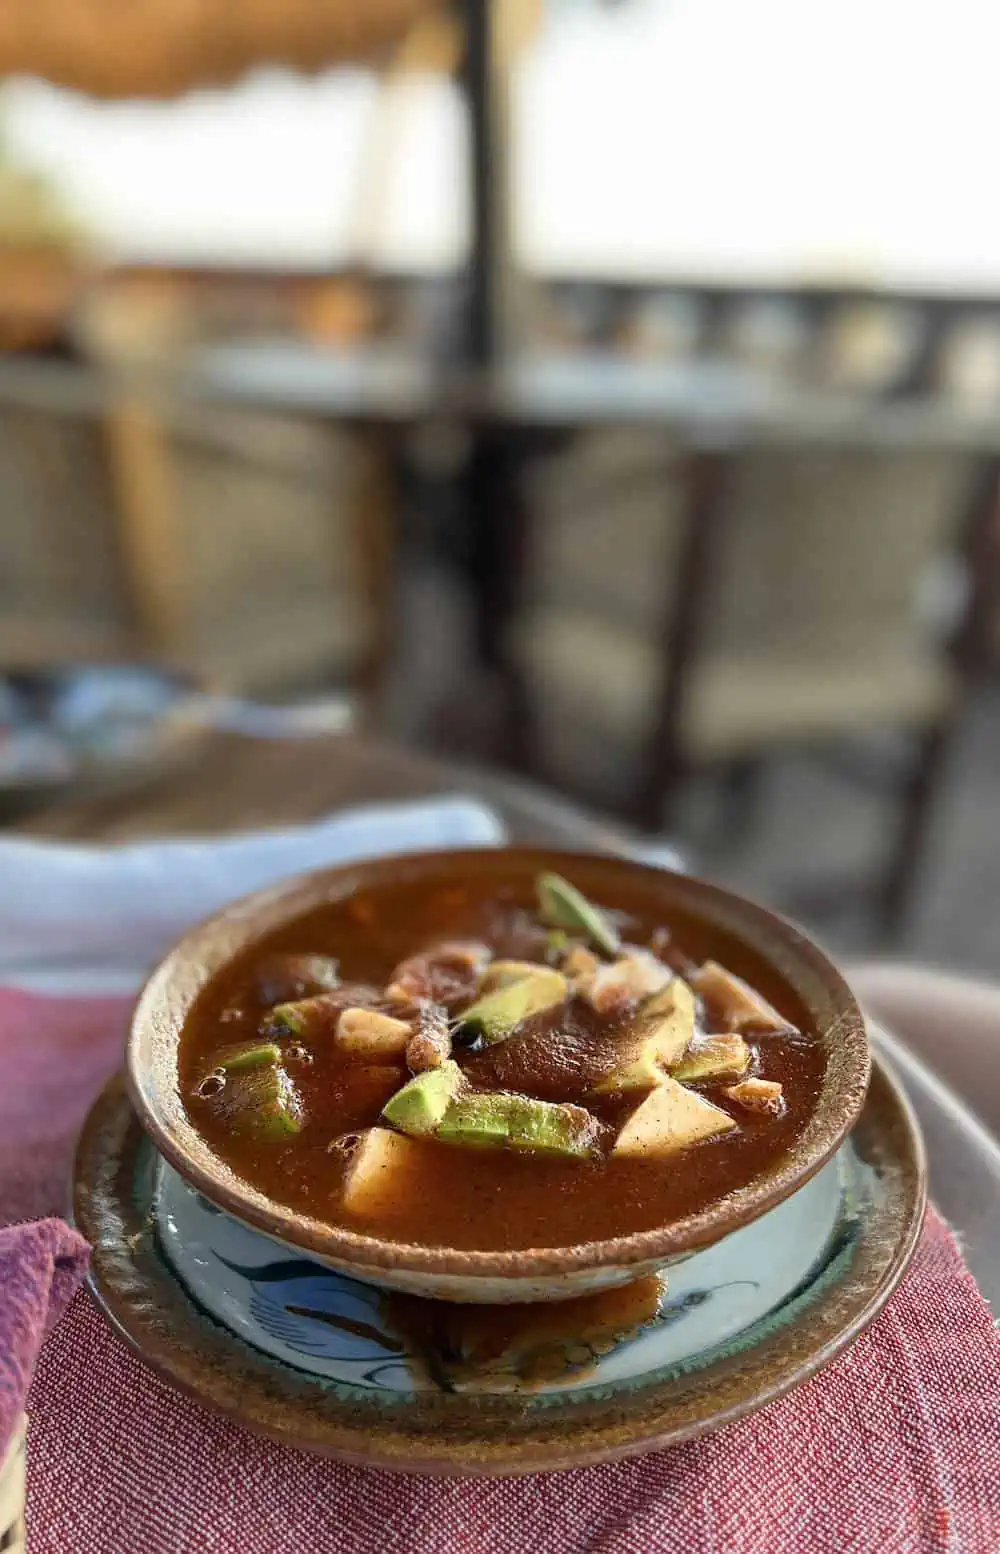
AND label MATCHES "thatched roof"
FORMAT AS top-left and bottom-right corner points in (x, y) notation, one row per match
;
(0, 0), (448, 98)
